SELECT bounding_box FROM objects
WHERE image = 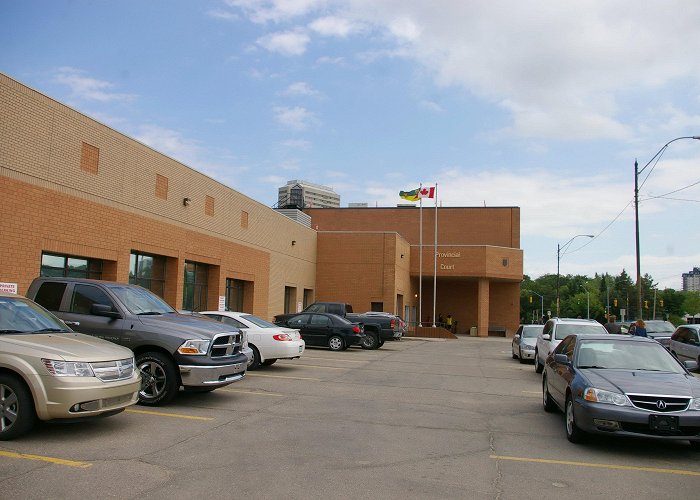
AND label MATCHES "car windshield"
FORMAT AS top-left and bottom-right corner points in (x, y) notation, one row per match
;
(645, 321), (675, 334)
(241, 314), (278, 328)
(521, 327), (542, 338)
(0, 297), (70, 334)
(109, 285), (175, 315)
(555, 323), (607, 340)
(576, 340), (686, 373)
